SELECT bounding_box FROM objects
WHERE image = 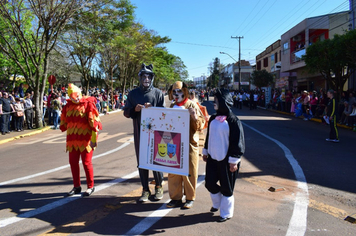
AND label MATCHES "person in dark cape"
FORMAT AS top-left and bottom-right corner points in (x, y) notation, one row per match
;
(202, 88), (245, 222)
(123, 63), (165, 202)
